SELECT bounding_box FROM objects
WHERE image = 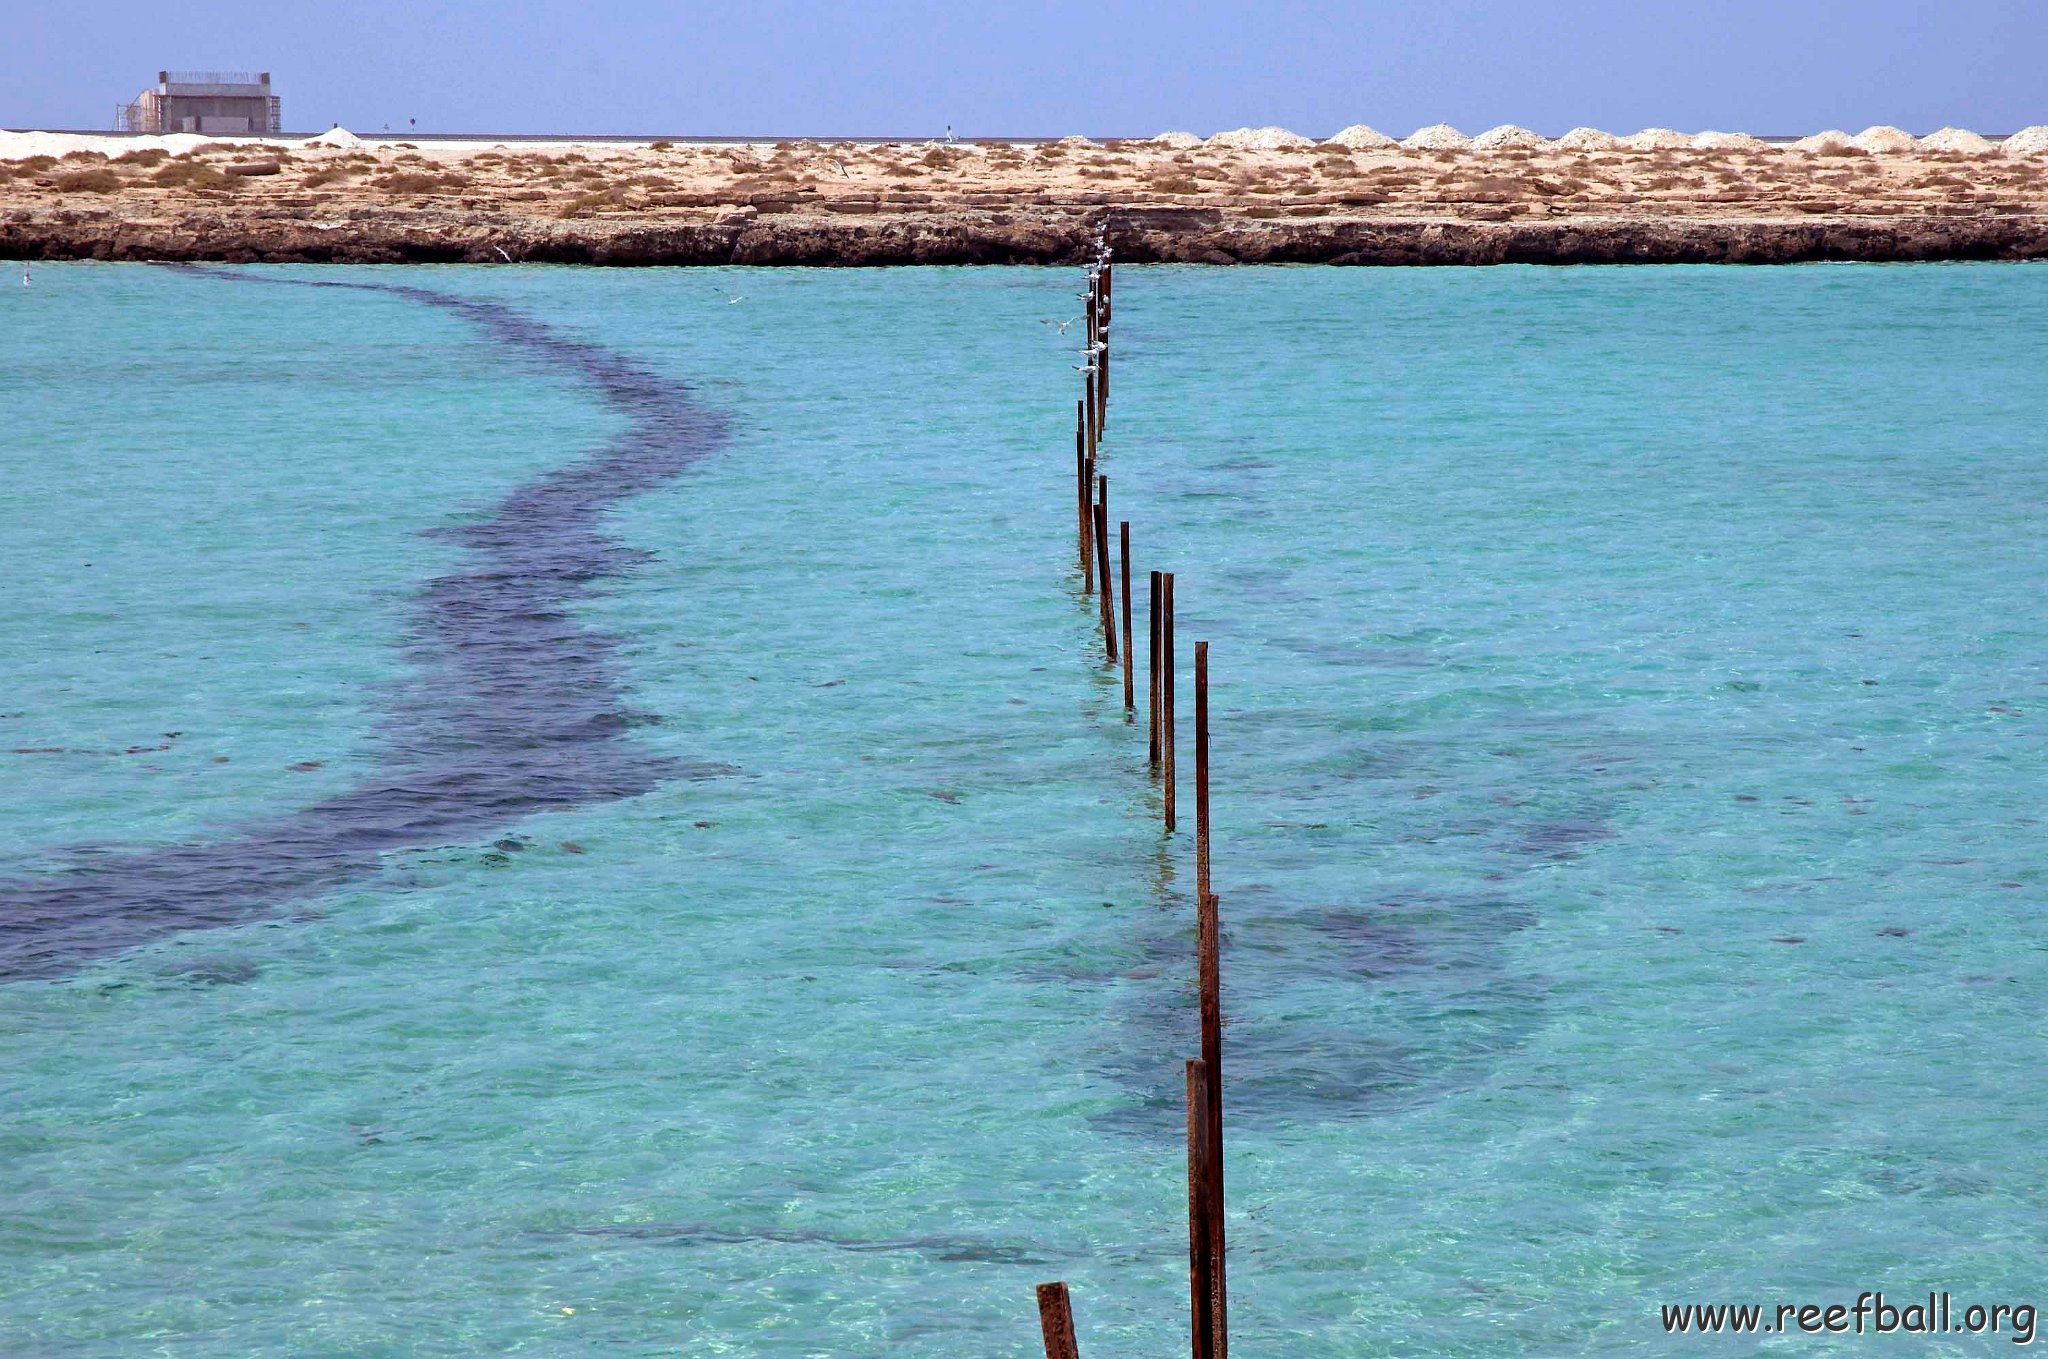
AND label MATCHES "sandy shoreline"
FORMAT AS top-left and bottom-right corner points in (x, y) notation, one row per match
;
(5, 126), (2046, 265)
